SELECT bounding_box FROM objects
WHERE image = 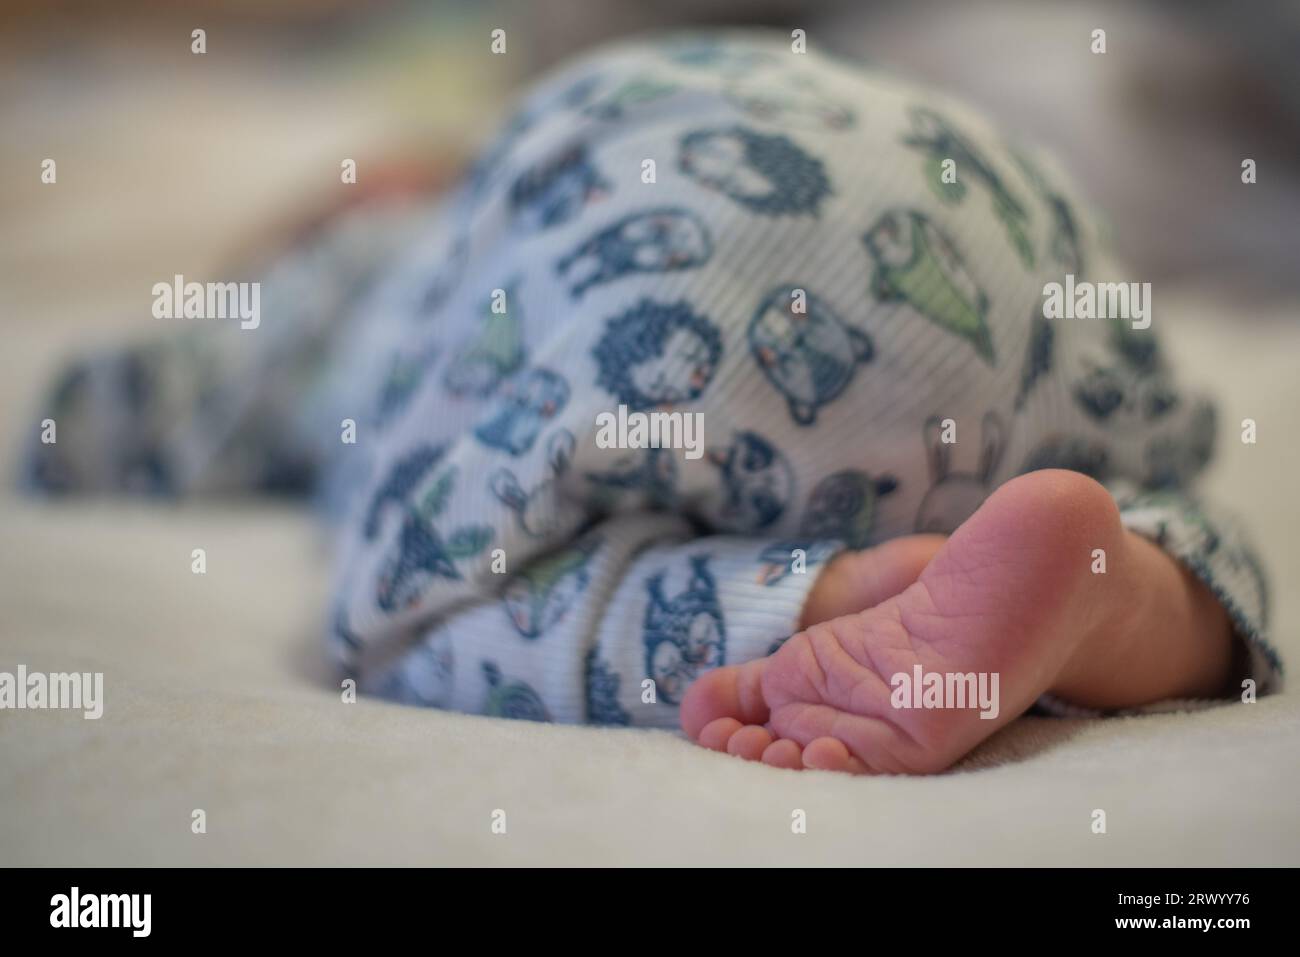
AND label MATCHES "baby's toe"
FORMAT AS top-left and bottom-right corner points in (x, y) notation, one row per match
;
(725, 724), (774, 760)
(680, 659), (770, 740)
(697, 717), (743, 751)
(760, 738), (804, 770)
(802, 737), (864, 774)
